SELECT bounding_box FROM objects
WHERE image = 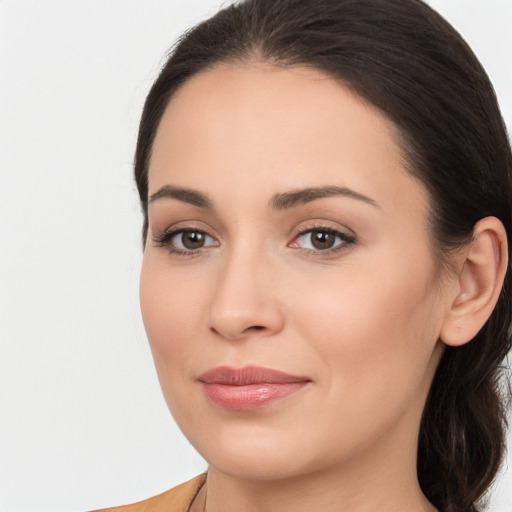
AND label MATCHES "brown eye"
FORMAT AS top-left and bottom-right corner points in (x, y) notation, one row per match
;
(310, 230), (336, 250)
(180, 230), (206, 249)
(291, 228), (356, 253)
(154, 228), (218, 254)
